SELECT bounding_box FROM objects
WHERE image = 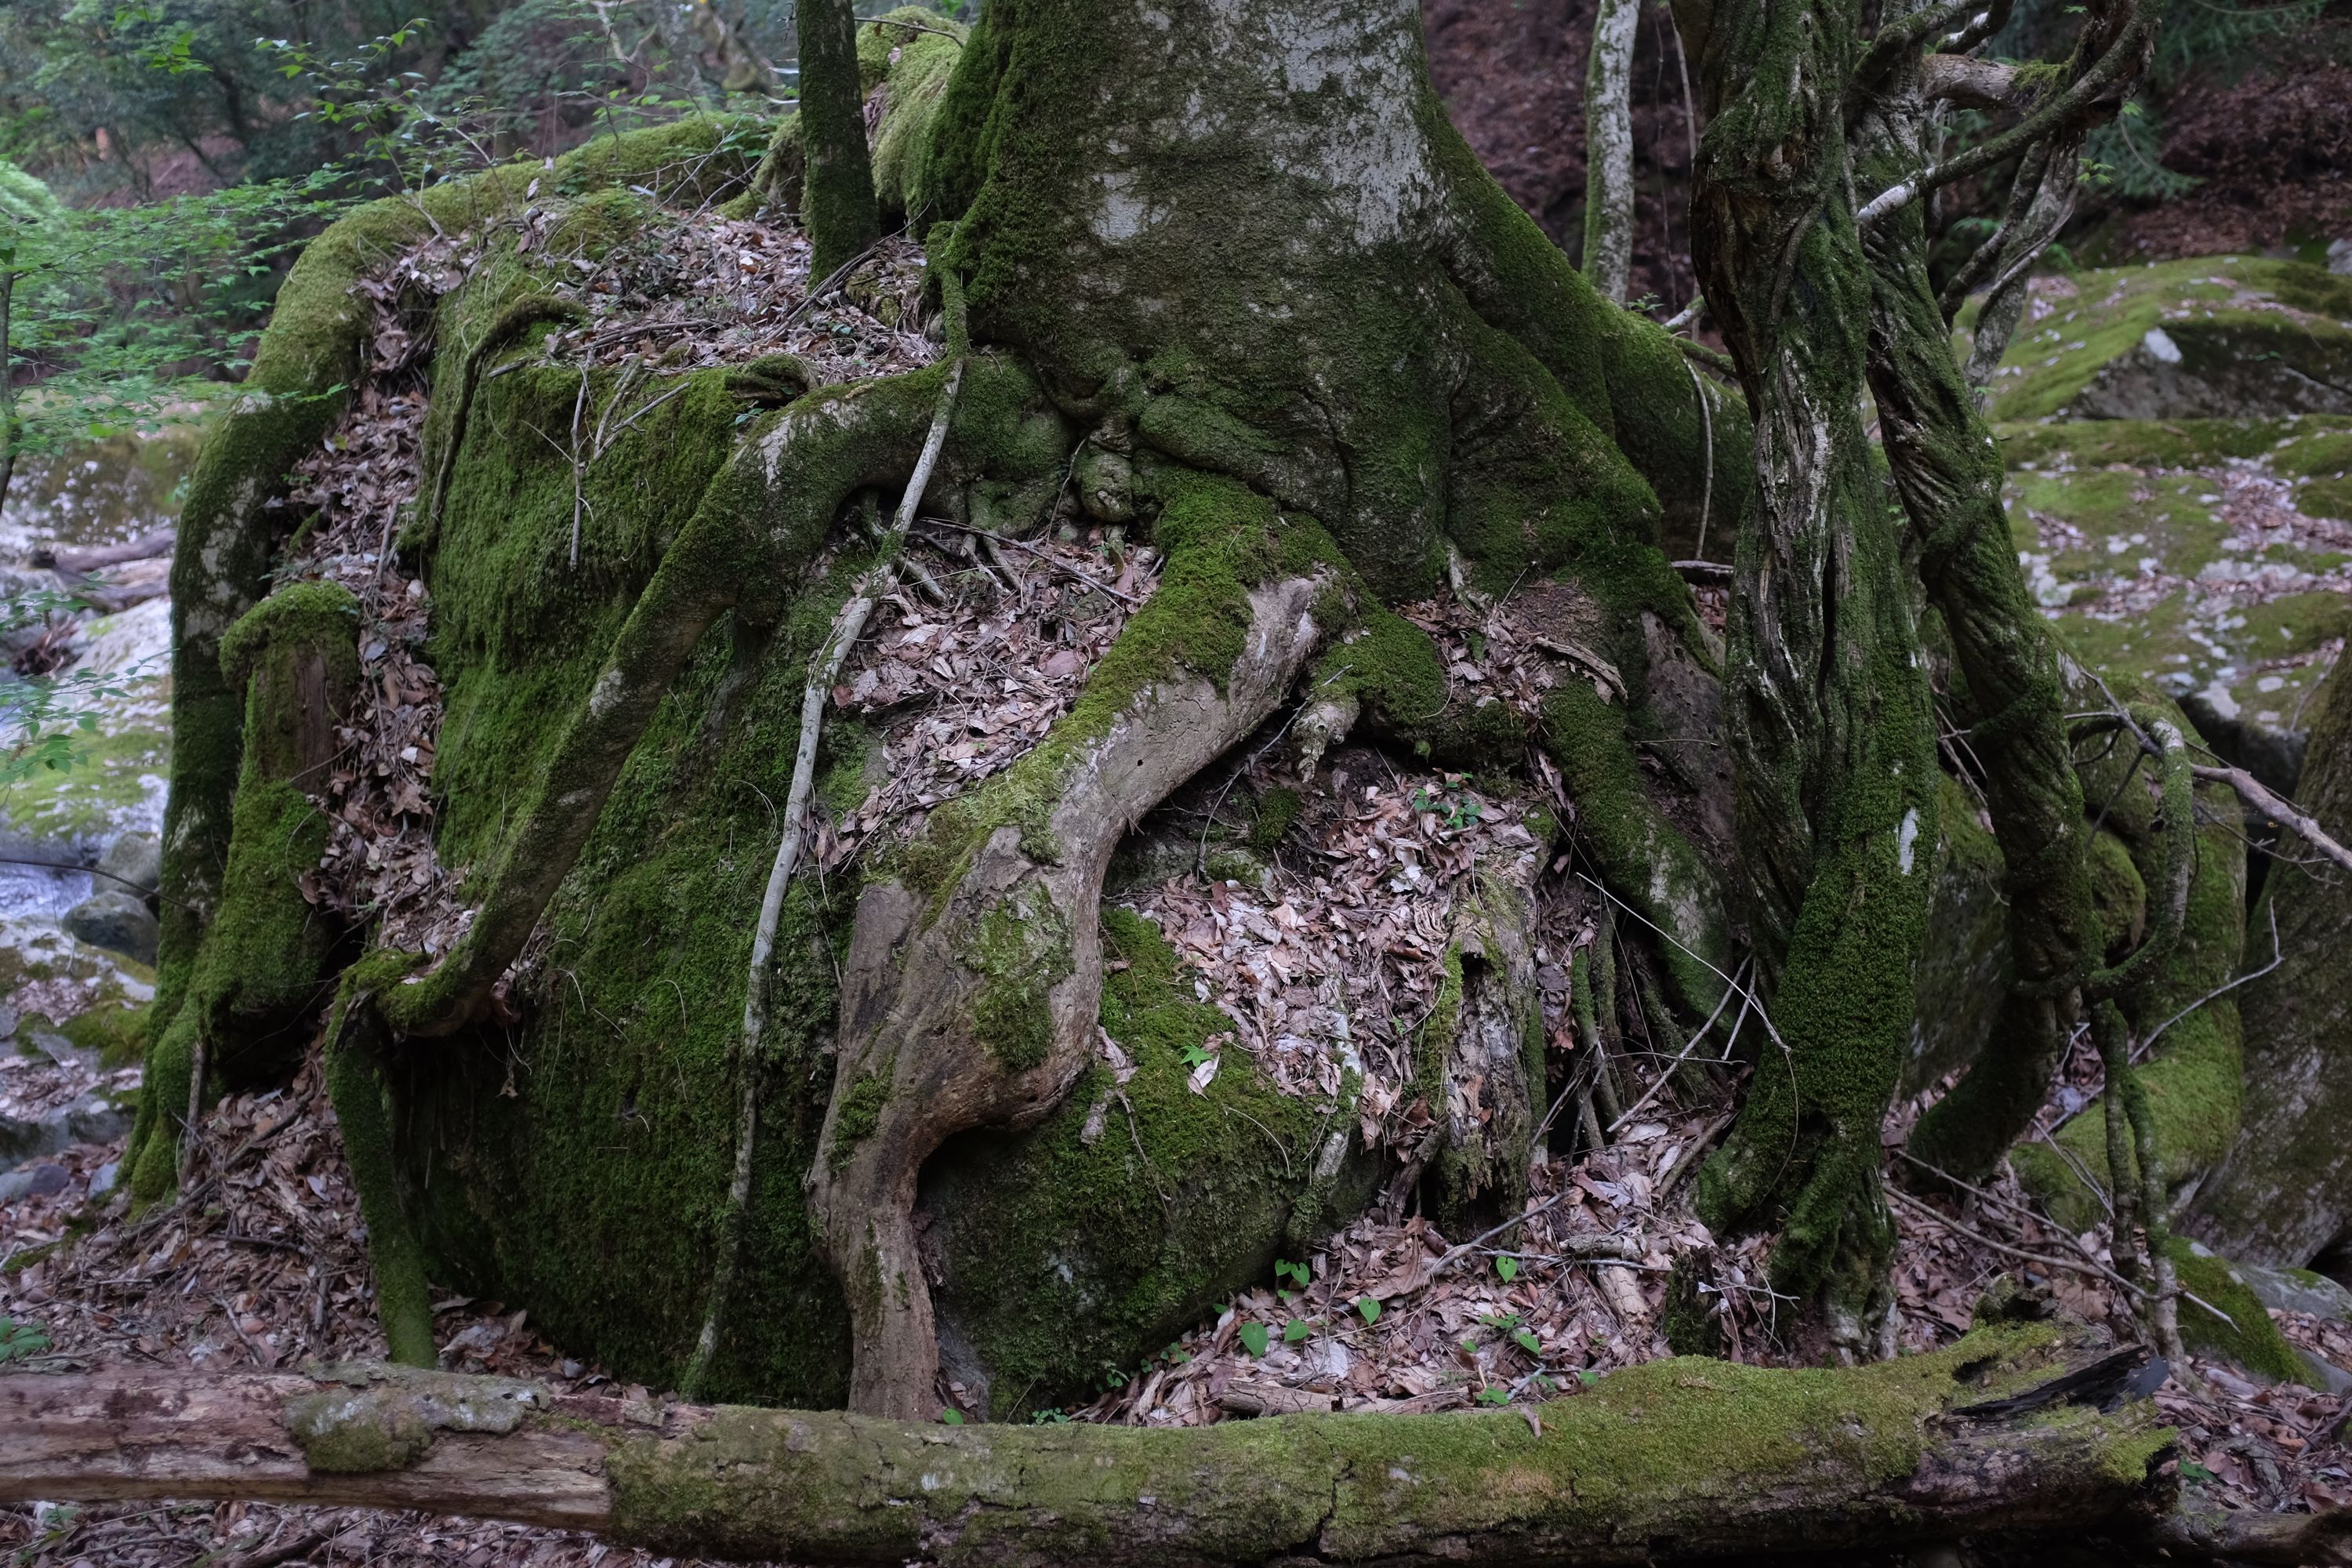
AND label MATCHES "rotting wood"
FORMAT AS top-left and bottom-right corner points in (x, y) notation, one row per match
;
(0, 1328), (2214, 1566)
